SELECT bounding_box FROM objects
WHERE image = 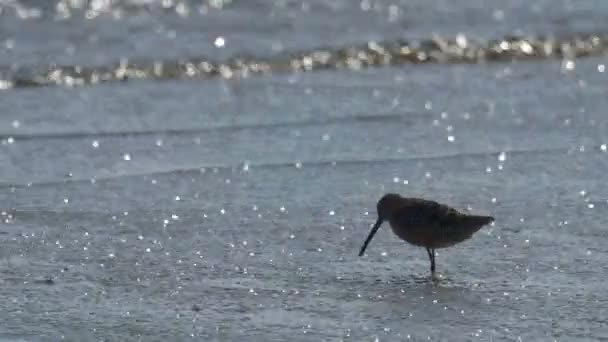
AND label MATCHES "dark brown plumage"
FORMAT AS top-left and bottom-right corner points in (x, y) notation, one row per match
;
(358, 193), (494, 274)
